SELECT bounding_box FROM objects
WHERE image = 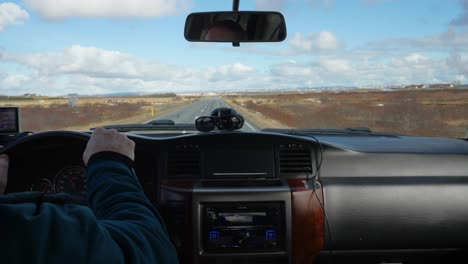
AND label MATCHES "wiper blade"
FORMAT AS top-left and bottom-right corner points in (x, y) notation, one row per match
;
(92, 120), (197, 132)
(263, 127), (402, 137)
(344, 126), (372, 132)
